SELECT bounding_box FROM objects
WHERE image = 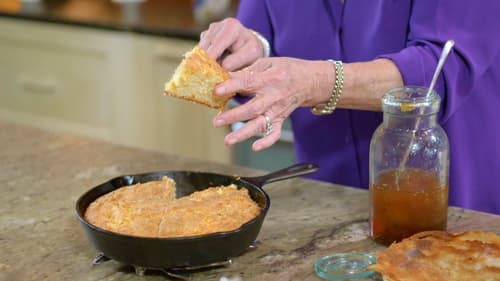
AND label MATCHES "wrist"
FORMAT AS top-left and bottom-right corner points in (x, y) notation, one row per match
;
(251, 30), (271, 58)
(304, 60), (336, 105)
(311, 60), (344, 115)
